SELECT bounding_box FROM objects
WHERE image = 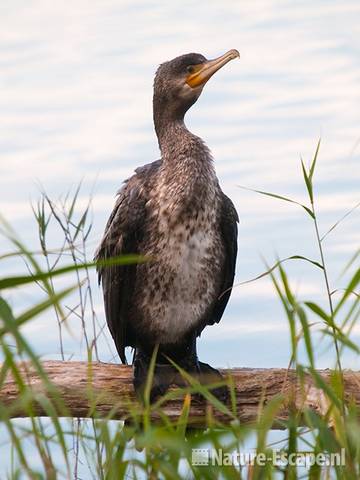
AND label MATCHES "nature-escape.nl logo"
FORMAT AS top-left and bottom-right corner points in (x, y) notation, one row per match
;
(191, 448), (346, 468)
